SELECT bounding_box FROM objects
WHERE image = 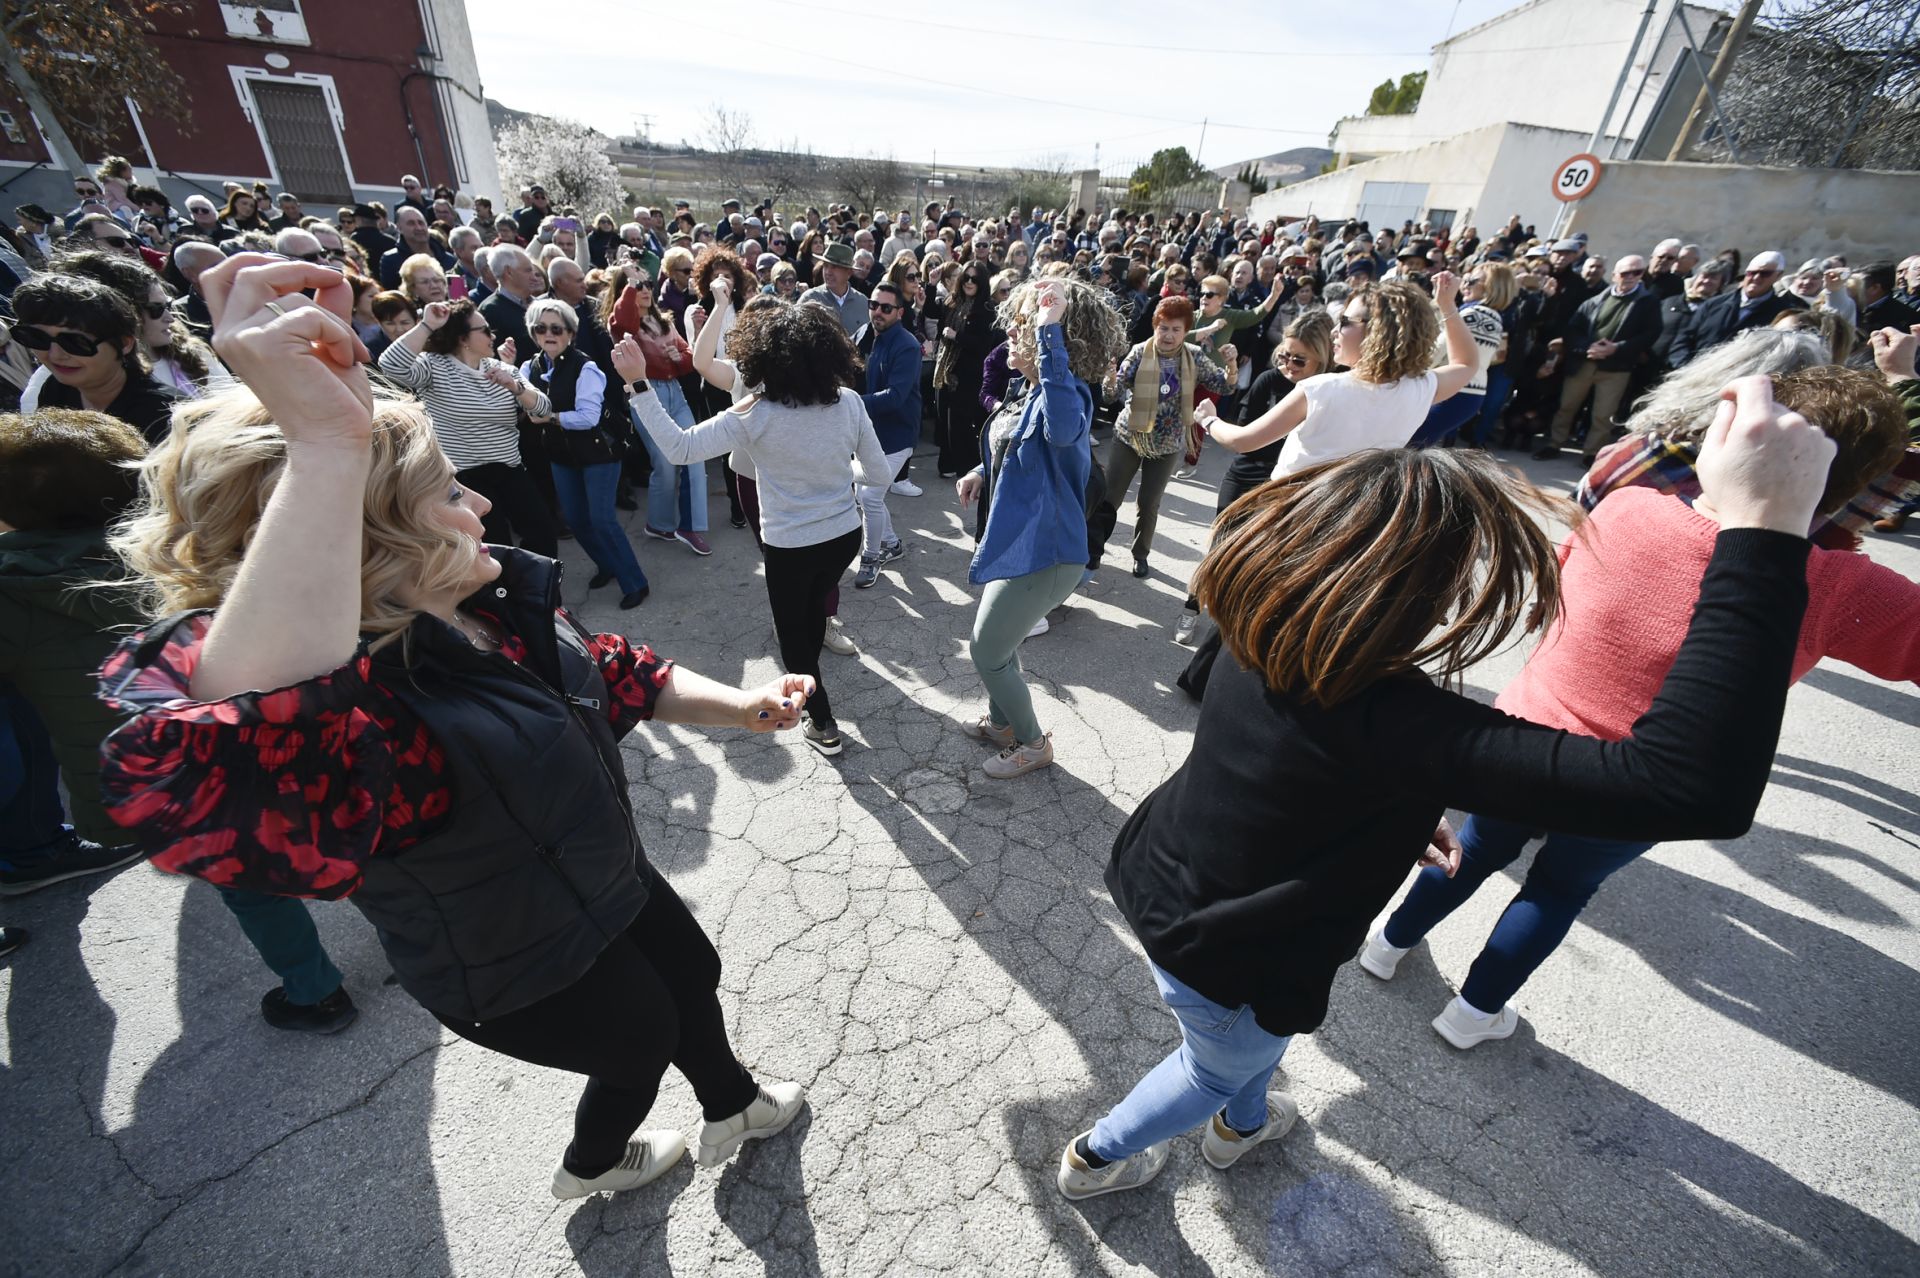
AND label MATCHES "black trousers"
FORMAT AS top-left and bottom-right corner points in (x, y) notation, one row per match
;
(763, 528), (861, 728)
(458, 461), (559, 558)
(936, 380), (983, 476)
(434, 865), (757, 1176)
